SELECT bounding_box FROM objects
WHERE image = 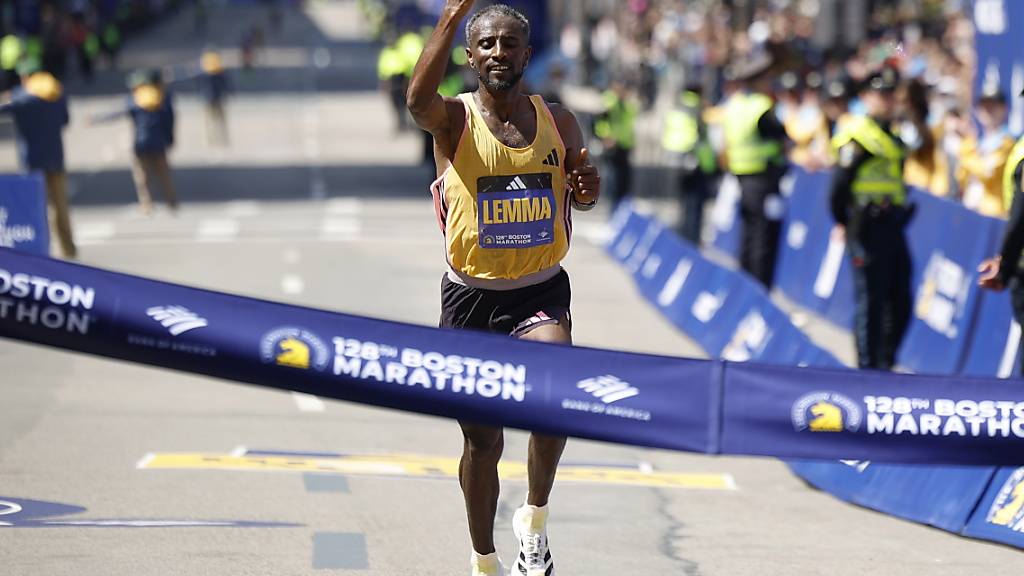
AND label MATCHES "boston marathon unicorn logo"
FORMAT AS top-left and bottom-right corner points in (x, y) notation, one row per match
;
(259, 327), (329, 372)
(791, 391), (863, 433)
(988, 468), (1024, 531)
